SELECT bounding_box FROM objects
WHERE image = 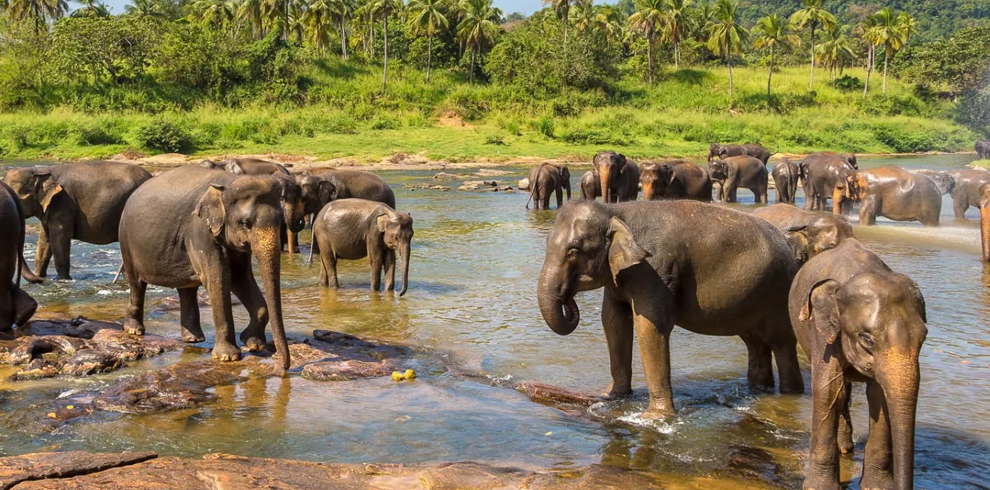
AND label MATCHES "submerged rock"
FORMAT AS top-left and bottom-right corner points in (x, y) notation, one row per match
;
(458, 180), (513, 192)
(515, 382), (605, 407)
(94, 360), (251, 414)
(0, 451), (157, 490)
